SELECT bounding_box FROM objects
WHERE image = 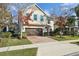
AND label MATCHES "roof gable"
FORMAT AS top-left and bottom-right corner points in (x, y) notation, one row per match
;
(25, 4), (48, 16)
(35, 4), (47, 16)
